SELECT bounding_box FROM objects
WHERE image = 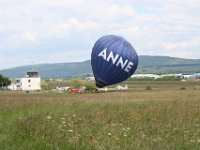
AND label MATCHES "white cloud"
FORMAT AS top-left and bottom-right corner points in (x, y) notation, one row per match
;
(53, 18), (100, 38)
(10, 32), (37, 44)
(0, 0), (200, 69)
(164, 36), (200, 52)
(44, 48), (91, 63)
(31, 0), (85, 6)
